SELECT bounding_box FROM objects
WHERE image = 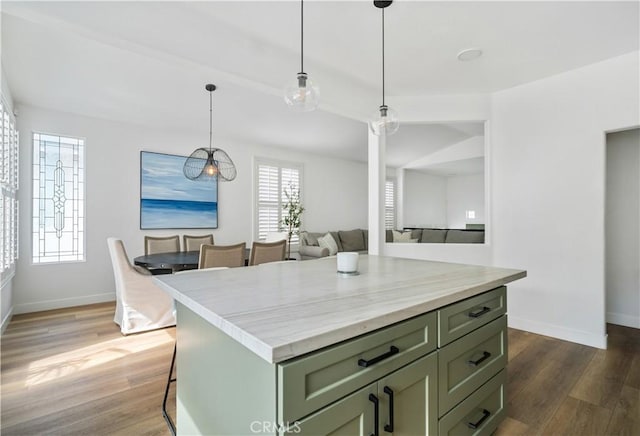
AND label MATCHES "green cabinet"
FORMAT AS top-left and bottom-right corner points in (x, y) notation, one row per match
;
(438, 370), (507, 436)
(174, 286), (509, 436)
(294, 353), (438, 436)
(438, 286), (506, 347)
(376, 352), (438, 435)
(294, 384), (376, 436)
(436, 289), (508, 435)
(438, 316), (508, 415)
(278, 312), (437, 424)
